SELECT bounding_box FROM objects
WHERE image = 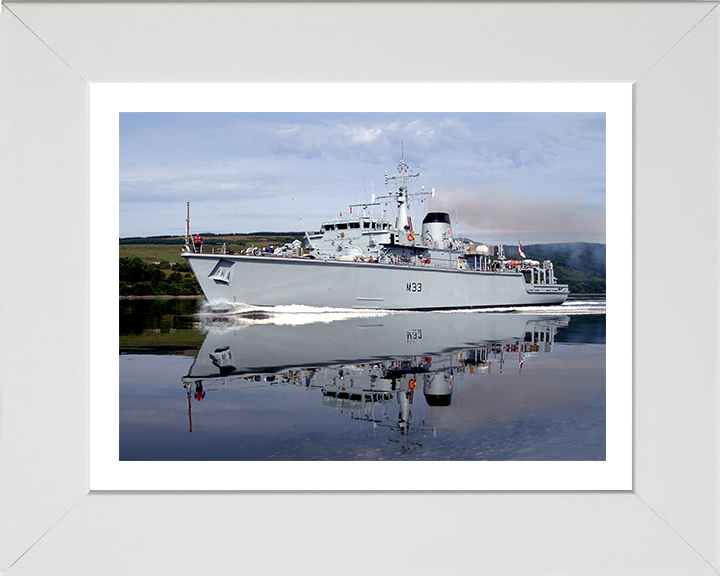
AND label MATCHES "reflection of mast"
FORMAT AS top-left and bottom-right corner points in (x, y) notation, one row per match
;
(342, 373), (434, 457)
(397, 386), (413, 435)
(186, 384), (192, 433)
